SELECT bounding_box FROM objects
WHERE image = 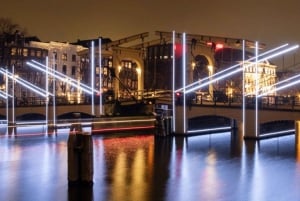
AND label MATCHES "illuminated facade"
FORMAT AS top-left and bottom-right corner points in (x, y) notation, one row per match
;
(0, 34), (48, 104)
(243, 61), (277, 96)
(30, 41), (87, 103)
